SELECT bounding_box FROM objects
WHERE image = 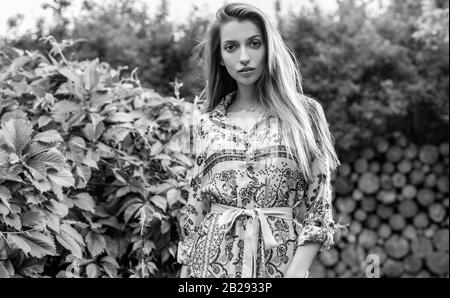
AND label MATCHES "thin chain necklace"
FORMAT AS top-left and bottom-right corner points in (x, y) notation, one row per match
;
(233, 94), (263, 113)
